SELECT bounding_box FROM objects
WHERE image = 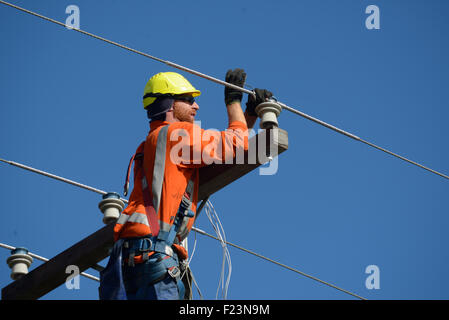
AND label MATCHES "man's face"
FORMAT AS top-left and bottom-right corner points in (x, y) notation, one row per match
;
(172, 97), (199, 123)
